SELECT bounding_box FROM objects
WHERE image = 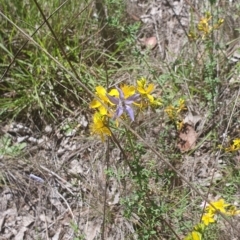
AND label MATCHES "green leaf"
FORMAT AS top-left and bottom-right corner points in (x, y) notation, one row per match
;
(208, 0), (217, 5)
